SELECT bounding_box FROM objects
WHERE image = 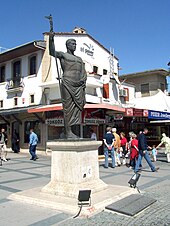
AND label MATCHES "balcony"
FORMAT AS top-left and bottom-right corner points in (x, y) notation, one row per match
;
(6, 77), (24, 94)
